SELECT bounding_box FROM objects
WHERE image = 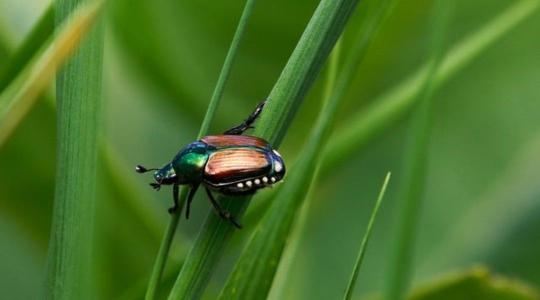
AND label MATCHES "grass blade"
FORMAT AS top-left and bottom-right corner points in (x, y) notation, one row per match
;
(0, 1), (103, 147)
(168, 1), (361, 299)
(321, 0), (540, 174)
(218, 0), (397, 297)
(0, 3), (54, 92)
(0, 0), (171, 246)
(144, 1), (258, 299)
(344, 172), (391, 300)
(383, 1), (450, 299)
(44, 0), (105, 299)
(217, 38), (341, 300)
(243, 0), (538, 227)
